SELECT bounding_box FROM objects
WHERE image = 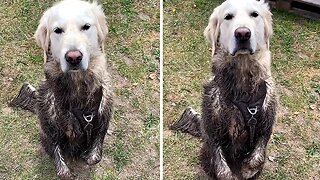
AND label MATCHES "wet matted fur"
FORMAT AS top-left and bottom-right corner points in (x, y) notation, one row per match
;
(10, 0), (113, 179)
(171, 0), (277, 179)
